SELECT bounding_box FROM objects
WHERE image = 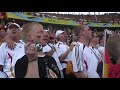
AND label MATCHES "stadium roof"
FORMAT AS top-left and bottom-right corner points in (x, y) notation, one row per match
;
(41, 12), (120, 15)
